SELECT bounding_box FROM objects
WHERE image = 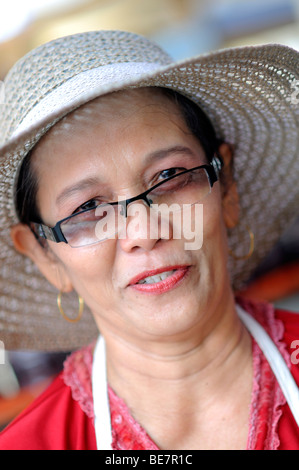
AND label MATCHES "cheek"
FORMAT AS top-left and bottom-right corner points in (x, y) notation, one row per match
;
(200, 190), (229, 273)
(53, 242), (116, 293)
(203, 190), (226, 240)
